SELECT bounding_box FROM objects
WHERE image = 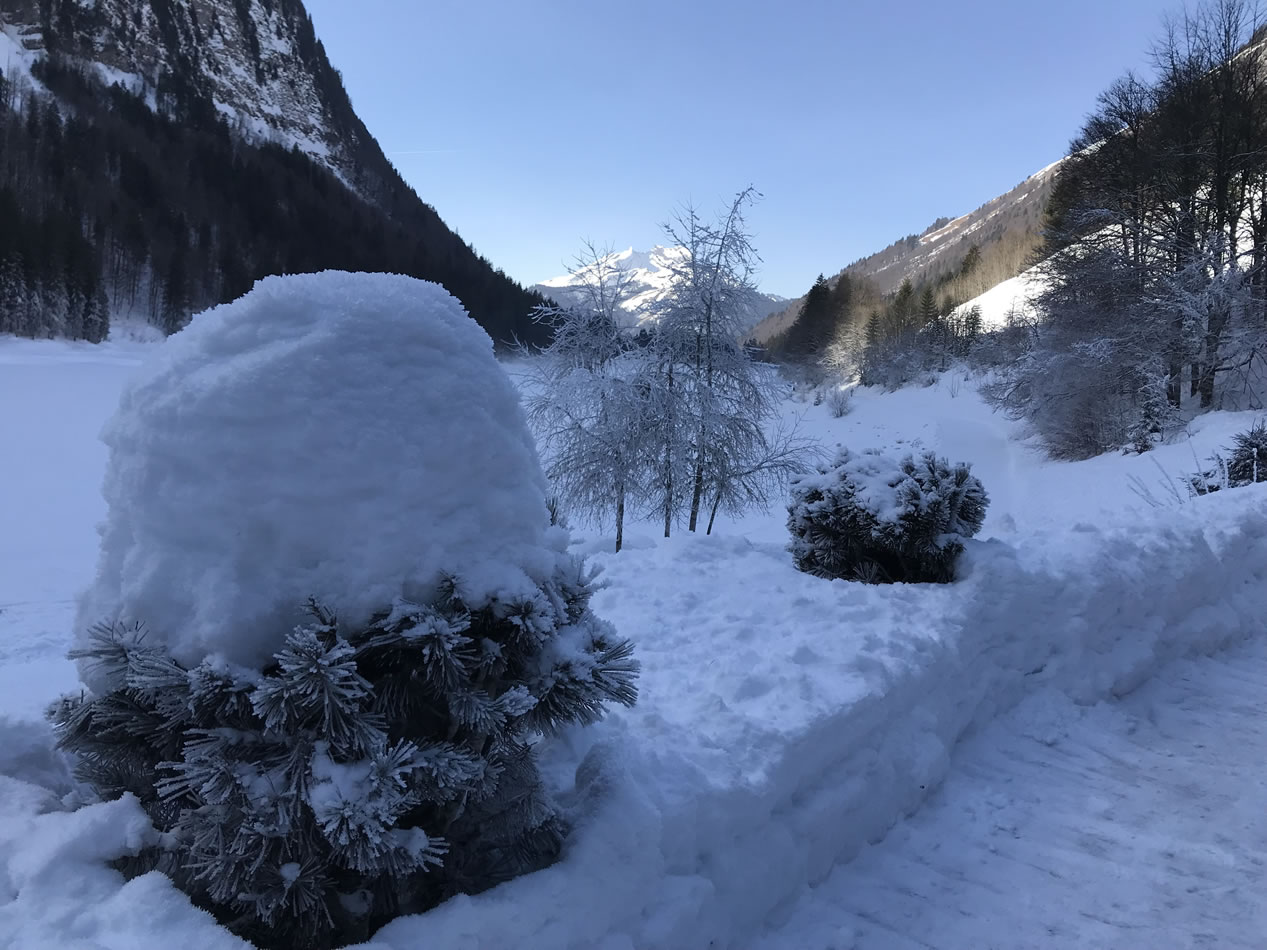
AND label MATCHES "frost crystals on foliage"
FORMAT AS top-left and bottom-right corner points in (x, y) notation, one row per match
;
(787, 448), (989, 584)
(53, 567), (638, 950)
